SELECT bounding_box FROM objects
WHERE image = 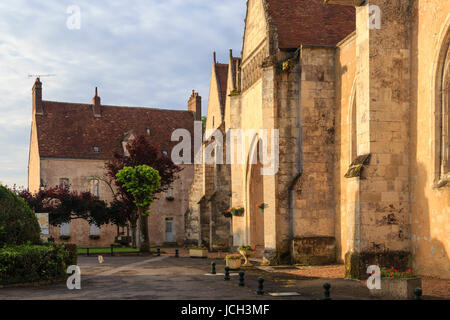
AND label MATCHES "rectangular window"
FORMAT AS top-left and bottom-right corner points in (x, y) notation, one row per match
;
(90, 179), (100, 197)
(59, 178), (69, 189)
(60, 222), (70, 236)
(167, 186), (174, 198)
(90, 224), (100, 236)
